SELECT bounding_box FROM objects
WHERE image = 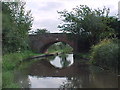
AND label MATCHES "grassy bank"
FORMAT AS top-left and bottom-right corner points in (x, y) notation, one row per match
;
(2, 50), (42, 88)
(2, 47), (72, 88)
(47, 48), (72, 54)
